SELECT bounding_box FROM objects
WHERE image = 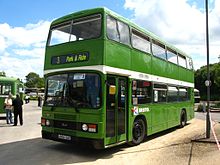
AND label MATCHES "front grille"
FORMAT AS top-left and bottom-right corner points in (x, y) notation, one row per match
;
(54, 114), (76, 121)
(54, 120), (77, 130)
